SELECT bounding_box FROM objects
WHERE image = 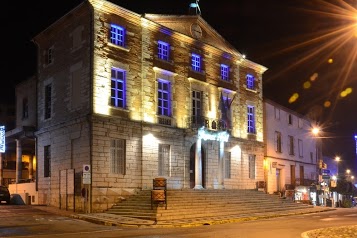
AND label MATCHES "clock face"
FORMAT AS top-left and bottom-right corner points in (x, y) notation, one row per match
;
(190, 23), (202, 39)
